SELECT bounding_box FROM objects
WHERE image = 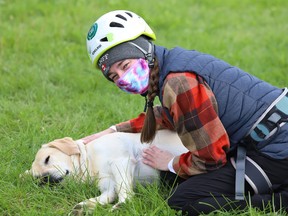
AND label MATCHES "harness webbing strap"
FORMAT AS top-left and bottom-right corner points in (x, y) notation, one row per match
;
(235, 146), (247, 200)
(231, 156), (272, 199)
